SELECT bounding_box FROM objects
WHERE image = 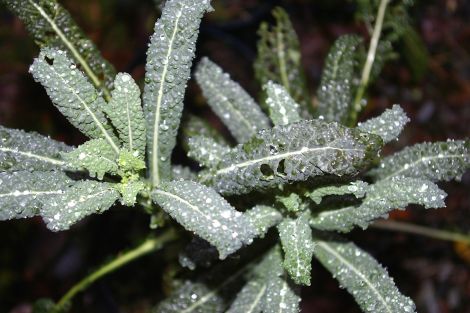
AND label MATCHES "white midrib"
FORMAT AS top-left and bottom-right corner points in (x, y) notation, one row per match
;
(292, 221), (302, 280)
(0, 147), (65, 166)
(276, 28), (290, 93)
(216, 146), (363, 175)
(49, 66), (120, 154)
(151, 11), (182, 187)
(79, 189), (112, 204)
(203, 78), (256, 139)
(0, 190), (64, 198)
(318, 241), (392, 313)
(28, 0), (108, 98)
(246, 283), (267, 313)
(181, 266), (247, 313)
(153, 190), (218, 226)
(382, 153), (469, 180)
(271, 87), (290, 125)
(278, 275), (289, 313)
(124, 87), (134, 151)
